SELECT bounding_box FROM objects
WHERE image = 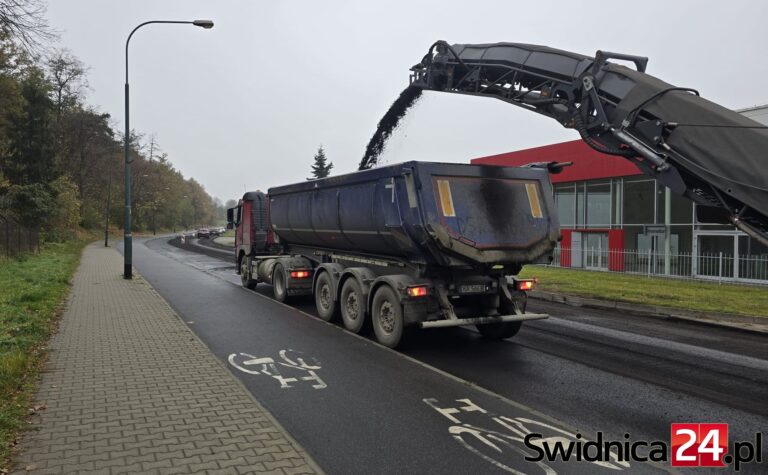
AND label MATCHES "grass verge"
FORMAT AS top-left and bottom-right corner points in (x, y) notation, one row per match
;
(520, 265), (768, 318)
(0, 240), (87, 467)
